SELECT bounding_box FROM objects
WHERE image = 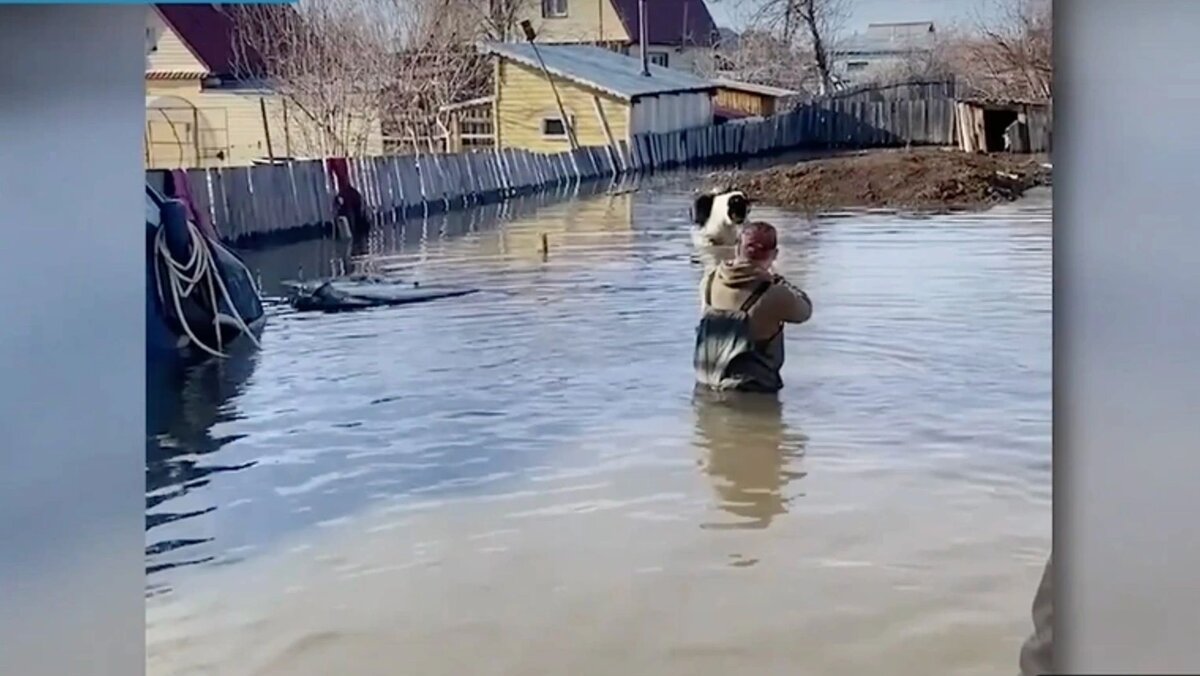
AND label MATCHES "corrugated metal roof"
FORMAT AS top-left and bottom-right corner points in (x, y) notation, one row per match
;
(482, 43), (715, 100)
